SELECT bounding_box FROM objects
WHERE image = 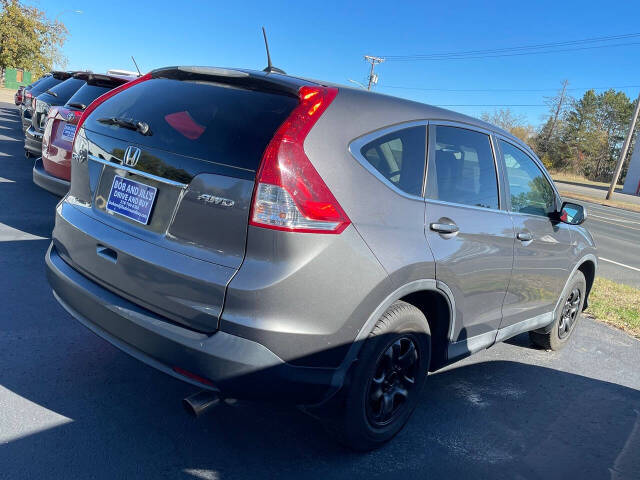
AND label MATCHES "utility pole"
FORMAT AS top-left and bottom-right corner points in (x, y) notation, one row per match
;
(607, 91), (640, 199)
(364, 55), (385, 90)
(544, 79), (569, 150)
